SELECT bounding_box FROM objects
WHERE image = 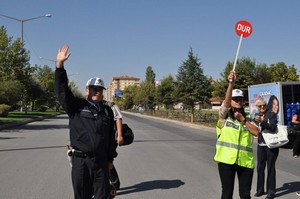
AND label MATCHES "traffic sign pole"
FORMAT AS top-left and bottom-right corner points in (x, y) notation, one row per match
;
(232, 34), (243, 71)
(232, 20), (253, 72)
